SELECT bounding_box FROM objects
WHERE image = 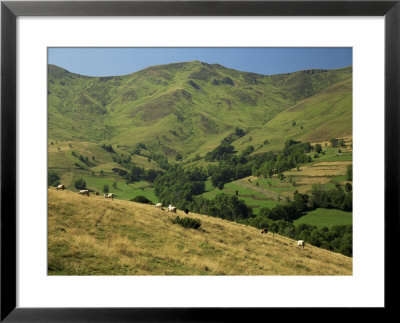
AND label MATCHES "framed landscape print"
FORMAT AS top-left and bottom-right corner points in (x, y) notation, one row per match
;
(1, 0), (399, 321)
